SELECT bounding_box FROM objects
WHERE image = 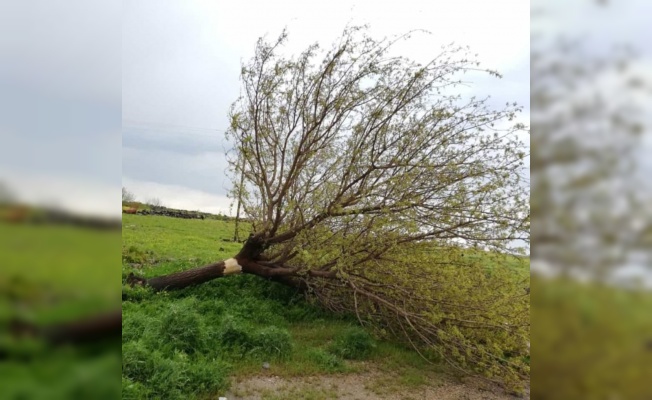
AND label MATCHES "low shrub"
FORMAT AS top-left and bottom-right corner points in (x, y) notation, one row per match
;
(122, 246), (156, 265)
(121, 311), (148, 343)
(329, 326), (376, 360)
(122, 377), (149, 400)
(306, 348), (346, 372)
(217, 315), (256, 354)
(251, 326), (293, 359)
(157, 299), (205, 355)
(121, 341), (159, 382)
(185, 356), (230, 395)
